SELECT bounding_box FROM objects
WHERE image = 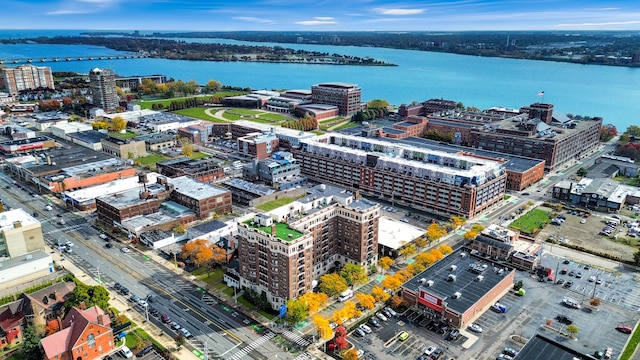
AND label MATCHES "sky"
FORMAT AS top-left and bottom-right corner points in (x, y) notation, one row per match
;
(3, 0), (640, 31)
